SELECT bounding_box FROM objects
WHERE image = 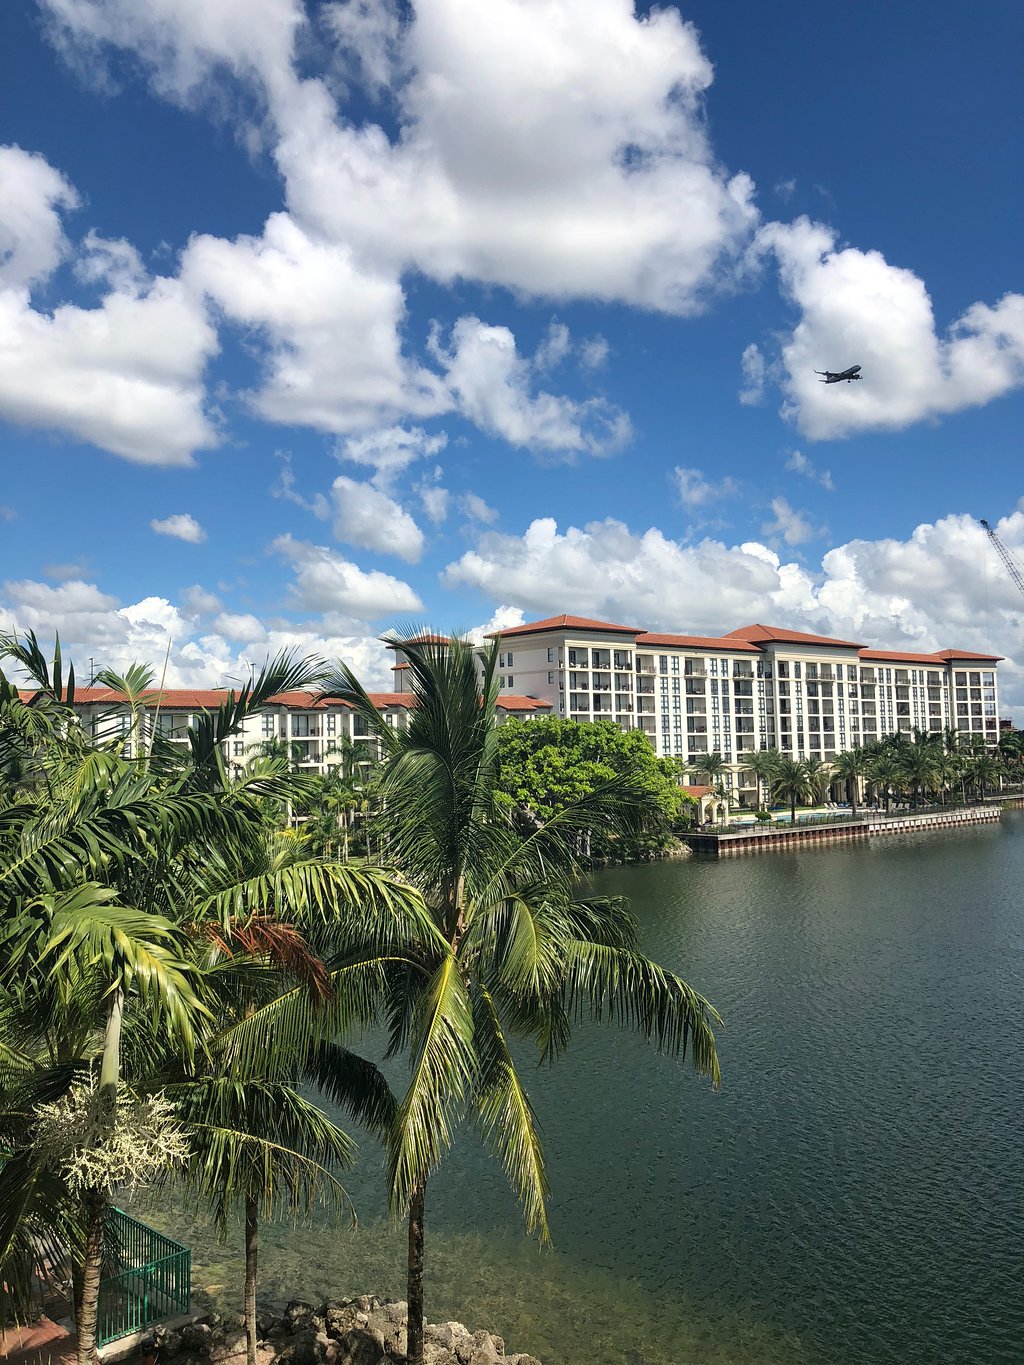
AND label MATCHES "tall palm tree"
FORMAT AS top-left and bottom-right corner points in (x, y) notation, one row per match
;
(690, 751), (727, 791)
(867, 752), (902, 814)
(326, 634), (721, 1365)
(802, 755), (832, 806)
(744, 749), (781, 811)
(771, 757), (812, 825)
(832, 748), (868, 816)
(896, 745), (938, 810)
(968, 751), (1003, 800)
